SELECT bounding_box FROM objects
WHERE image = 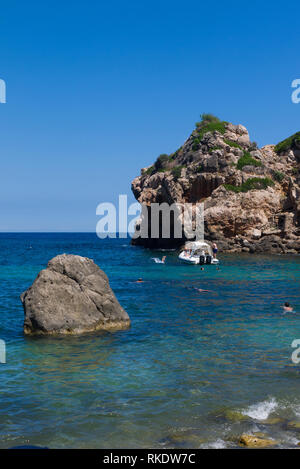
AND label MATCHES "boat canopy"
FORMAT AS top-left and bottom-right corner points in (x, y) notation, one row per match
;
(183, 241), (213, 255)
